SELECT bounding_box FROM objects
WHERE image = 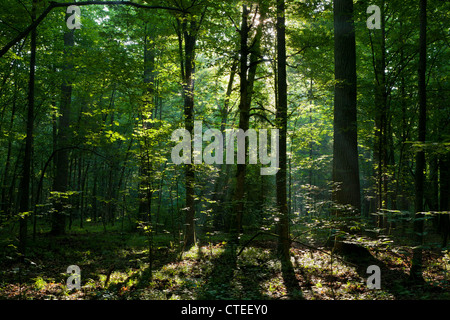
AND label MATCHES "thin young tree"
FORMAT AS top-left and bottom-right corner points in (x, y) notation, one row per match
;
(410, 0), (427, 283)
(18, 0), (38, 255)
(230, 4), (250, 244)
(276, 0), (299, 293)
(51, 20), (74, 236)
